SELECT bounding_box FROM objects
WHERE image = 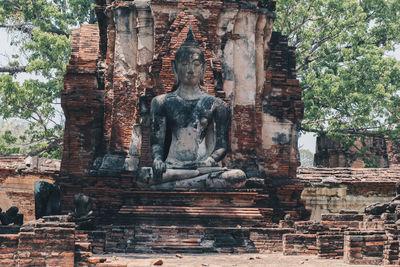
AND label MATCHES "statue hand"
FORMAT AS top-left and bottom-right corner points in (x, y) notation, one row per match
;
(152, 159), (166, 181)
(196, 157), (216, 167)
